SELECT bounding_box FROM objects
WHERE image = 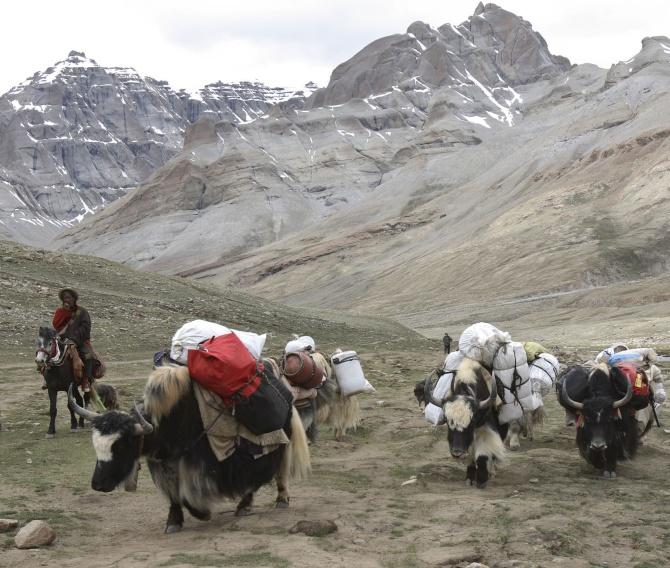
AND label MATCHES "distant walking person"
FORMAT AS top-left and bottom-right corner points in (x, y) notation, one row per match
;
(442, 332), (452, 354)
(53, 288), (93, 392)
